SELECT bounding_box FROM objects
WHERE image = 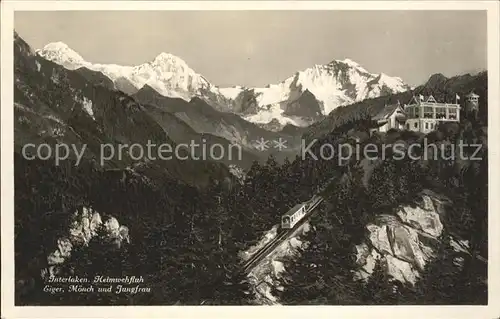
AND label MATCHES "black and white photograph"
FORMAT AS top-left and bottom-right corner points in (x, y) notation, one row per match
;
(1, 1), (499, 318)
